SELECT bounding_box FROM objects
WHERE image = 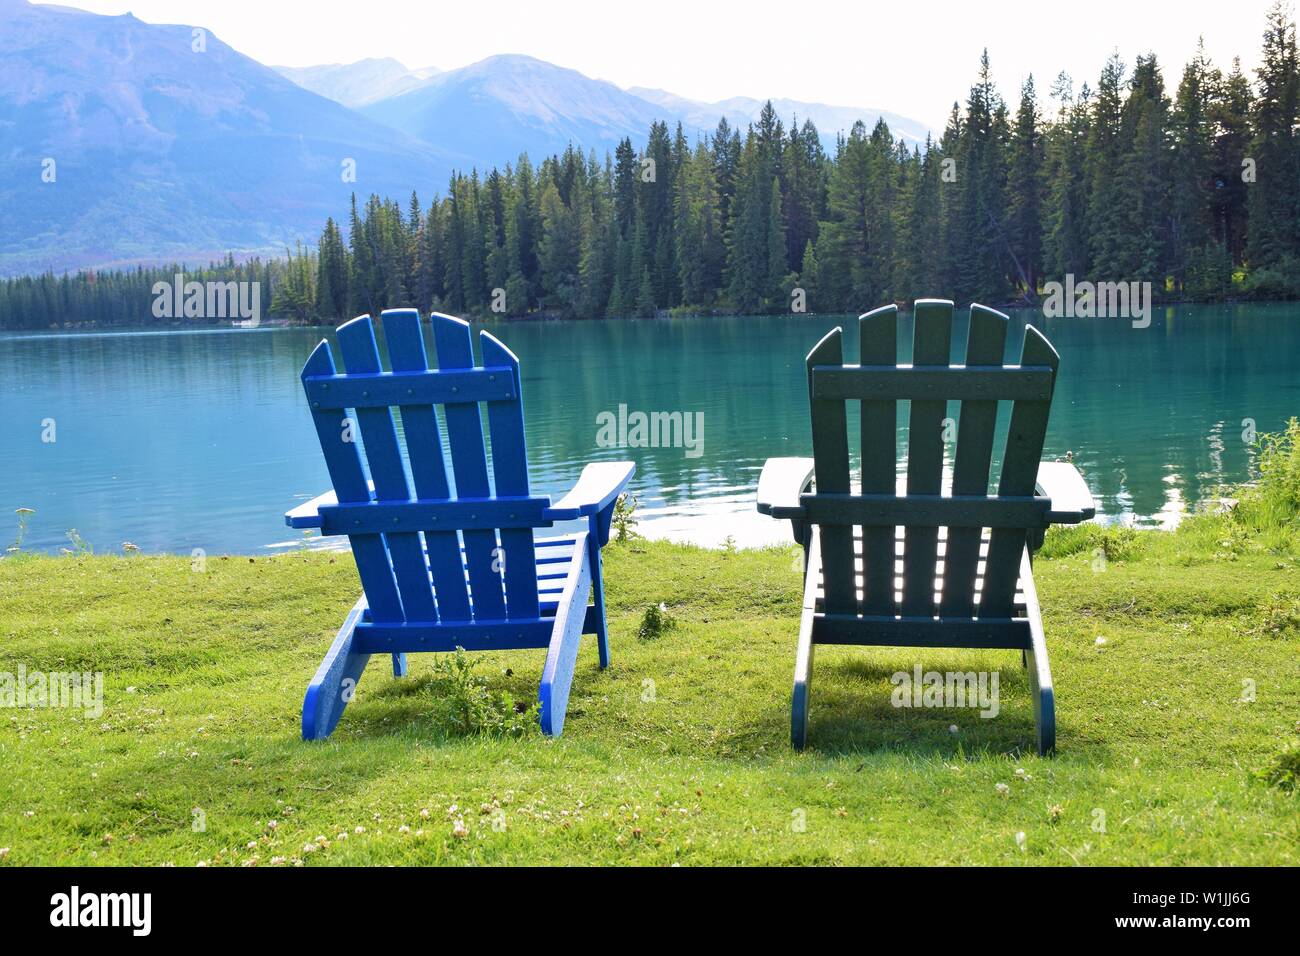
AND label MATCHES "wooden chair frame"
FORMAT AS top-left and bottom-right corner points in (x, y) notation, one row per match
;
(758, 300), (1095, 754)
(286, 310), (634, 739)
